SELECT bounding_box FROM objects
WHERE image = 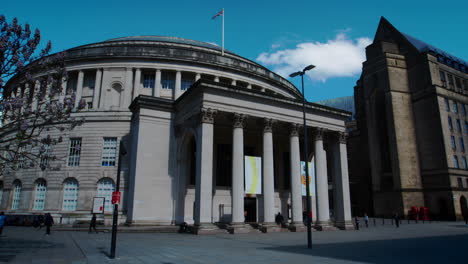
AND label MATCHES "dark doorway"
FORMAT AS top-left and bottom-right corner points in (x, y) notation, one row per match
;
(244, 197), (257, 223)
(460, 196), (468, 218)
